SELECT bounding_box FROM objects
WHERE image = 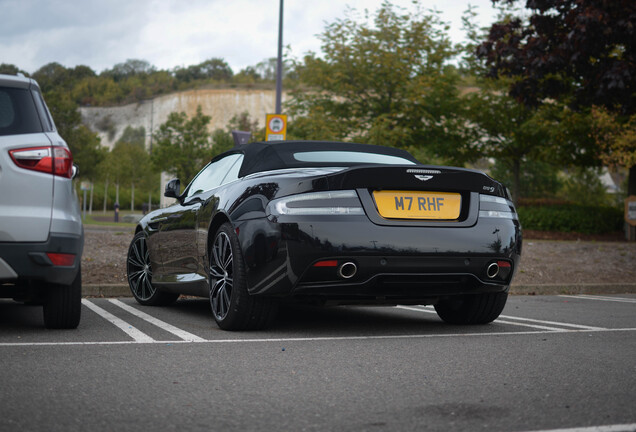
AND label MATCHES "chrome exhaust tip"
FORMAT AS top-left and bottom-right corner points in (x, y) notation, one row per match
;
(487, 262), (500, 279)
(338, 262), (357, 279)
